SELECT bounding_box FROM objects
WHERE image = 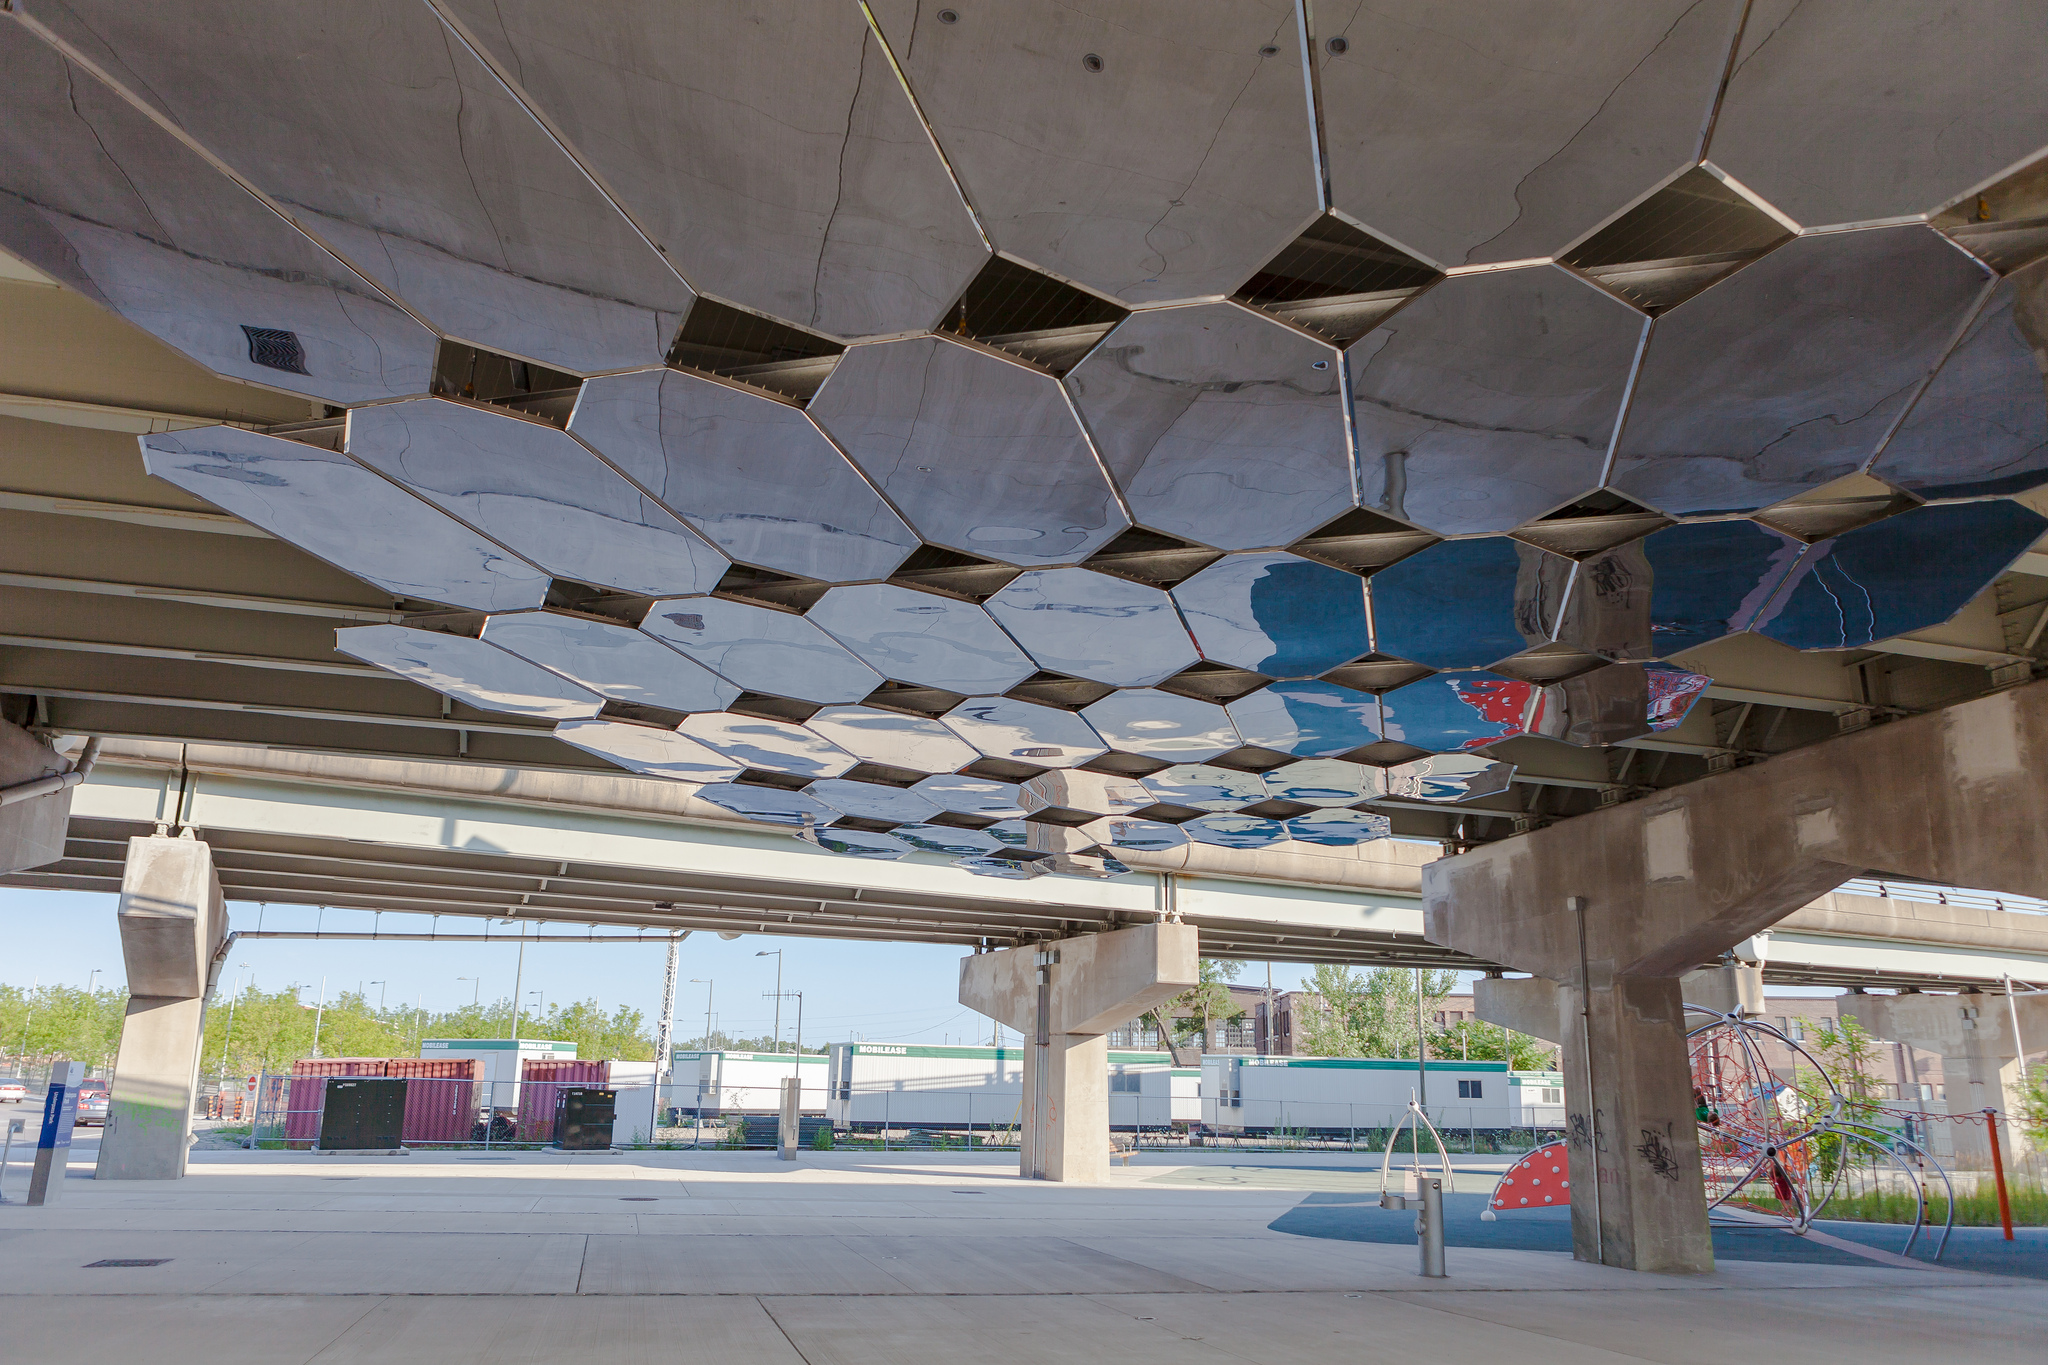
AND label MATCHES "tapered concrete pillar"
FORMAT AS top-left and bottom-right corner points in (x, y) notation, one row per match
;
(961, 922), (1197, 1182)
(1851, 990), (2048, 1163)
(98, 835), (227, 1180)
